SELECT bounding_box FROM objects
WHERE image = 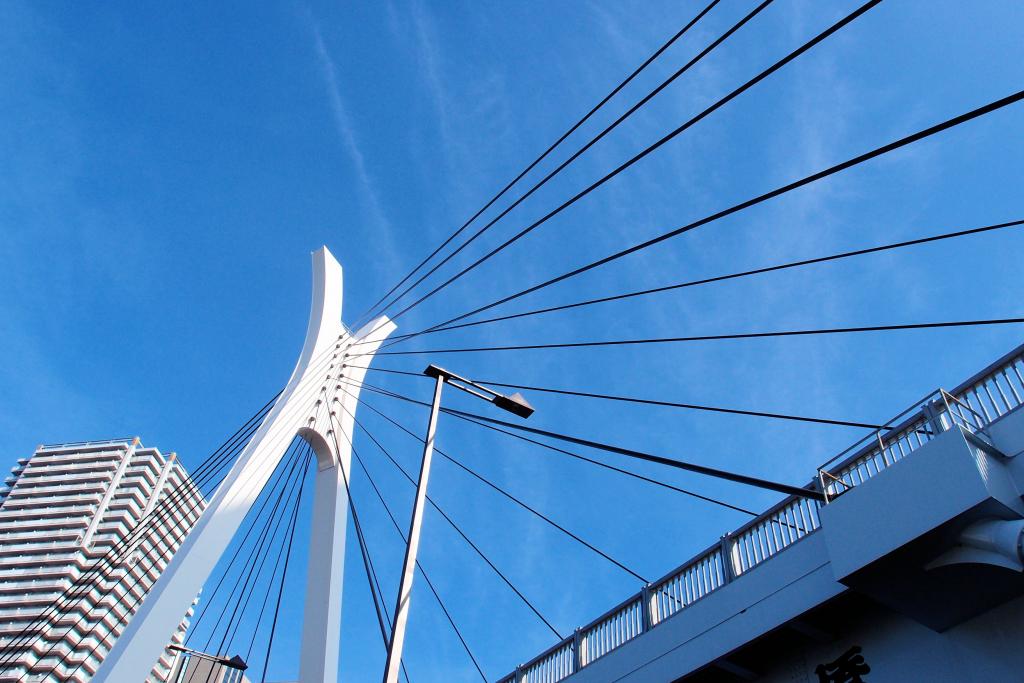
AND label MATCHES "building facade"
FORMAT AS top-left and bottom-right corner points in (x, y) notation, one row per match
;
(0, 438), (206, 681)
